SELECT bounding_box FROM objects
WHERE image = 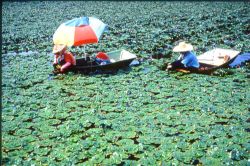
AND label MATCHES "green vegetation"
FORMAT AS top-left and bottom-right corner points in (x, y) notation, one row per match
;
(2, 1), (249, 165)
